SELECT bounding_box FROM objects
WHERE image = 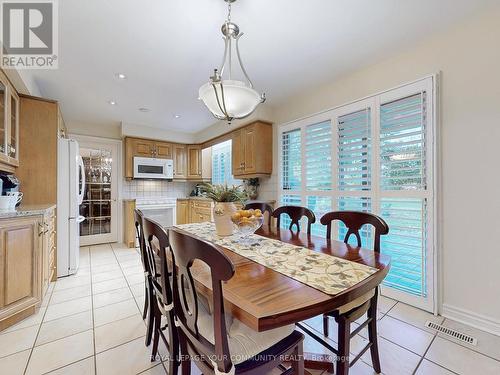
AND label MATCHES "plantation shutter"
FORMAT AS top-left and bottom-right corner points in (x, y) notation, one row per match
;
(281, 129), (301, 190)
(306, 121), (332, 191)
